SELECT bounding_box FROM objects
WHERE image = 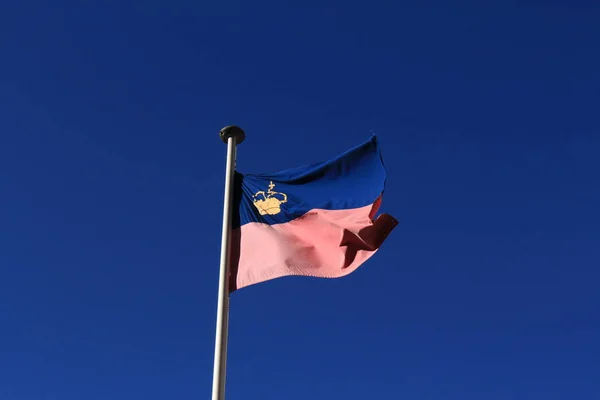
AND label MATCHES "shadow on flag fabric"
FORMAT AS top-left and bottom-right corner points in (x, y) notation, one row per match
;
(229, 135), (398, 292)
